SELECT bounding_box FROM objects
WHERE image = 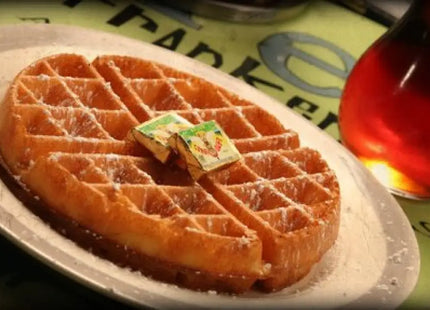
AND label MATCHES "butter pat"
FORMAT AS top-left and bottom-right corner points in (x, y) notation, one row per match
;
(172, 120), (241, 180)
(131, 113), (192, 163)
